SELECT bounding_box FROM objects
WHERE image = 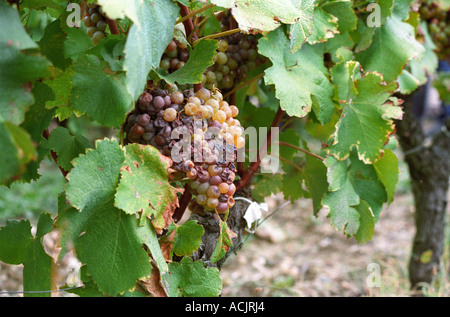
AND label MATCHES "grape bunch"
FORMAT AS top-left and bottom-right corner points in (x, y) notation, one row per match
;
(418, 1), (450, 60)
(160, 39), (190, 74)
(203, 33), (266, 91)
(83, 3), (107, 45)
(123, 86), (244, 214)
